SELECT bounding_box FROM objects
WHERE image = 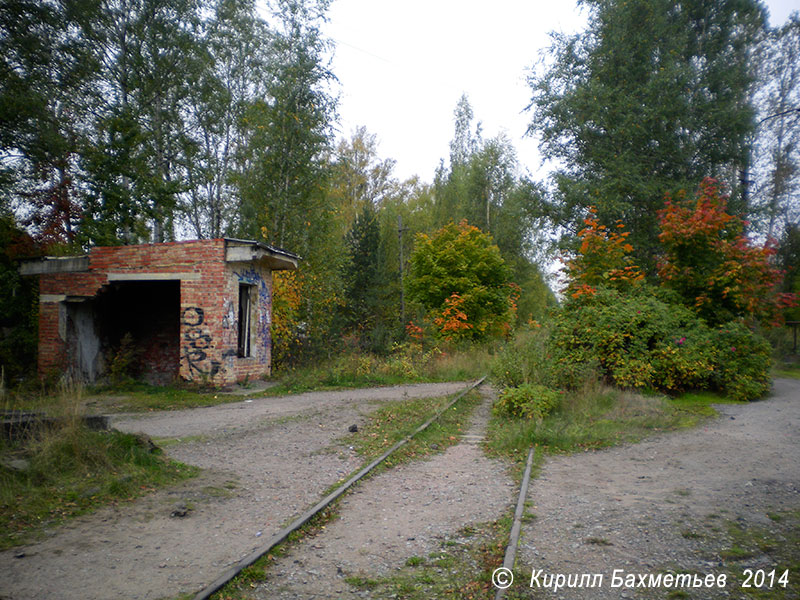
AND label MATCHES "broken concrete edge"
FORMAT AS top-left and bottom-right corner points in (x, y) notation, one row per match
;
(19, 255), (90, 275)
(1, 412), (110, 442)
(223, 238), (300, 271)
(192, 376), (488, 600)
(495, 444), (537, 600)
